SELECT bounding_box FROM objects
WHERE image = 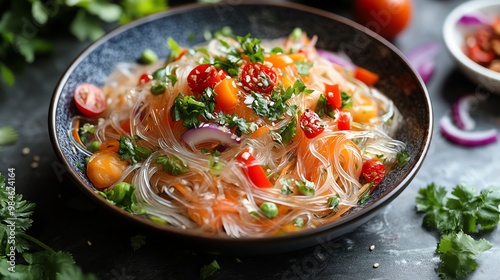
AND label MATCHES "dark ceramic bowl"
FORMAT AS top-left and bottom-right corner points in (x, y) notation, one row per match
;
(49, 2), (432, 255)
